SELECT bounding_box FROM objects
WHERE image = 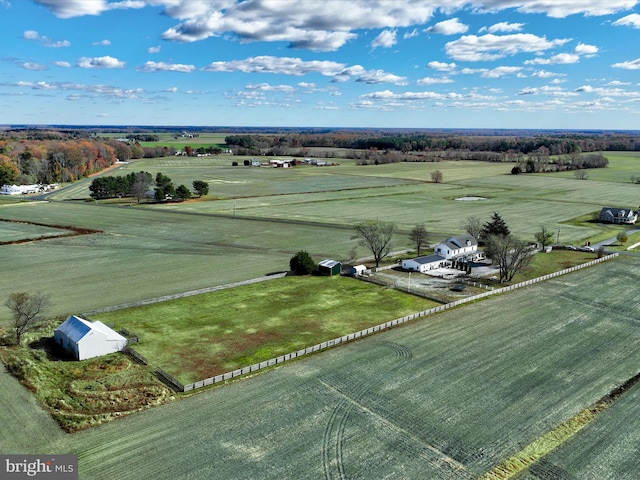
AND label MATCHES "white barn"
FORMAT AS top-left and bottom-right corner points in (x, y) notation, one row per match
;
(54, 315), (127, 361)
